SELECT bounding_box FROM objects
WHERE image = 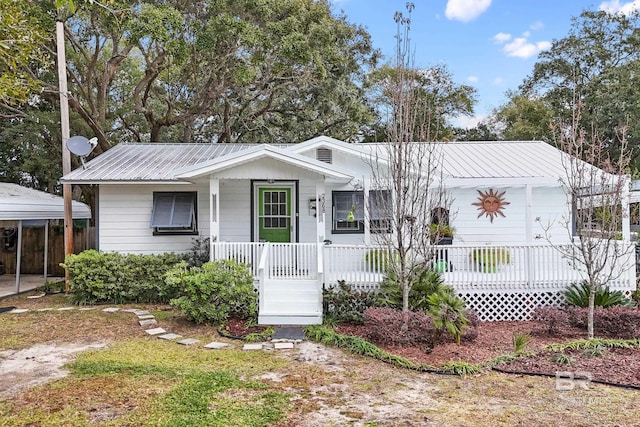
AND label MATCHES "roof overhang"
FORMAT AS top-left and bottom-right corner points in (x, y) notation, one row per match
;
(0, 183), (91, 221)
(173, 145), (354, 182)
